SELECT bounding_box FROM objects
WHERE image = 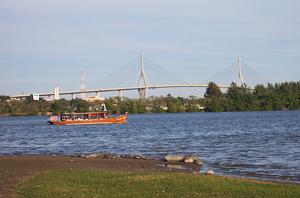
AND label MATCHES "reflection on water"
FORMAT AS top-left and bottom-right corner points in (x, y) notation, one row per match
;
(0, 111), (300, 183)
